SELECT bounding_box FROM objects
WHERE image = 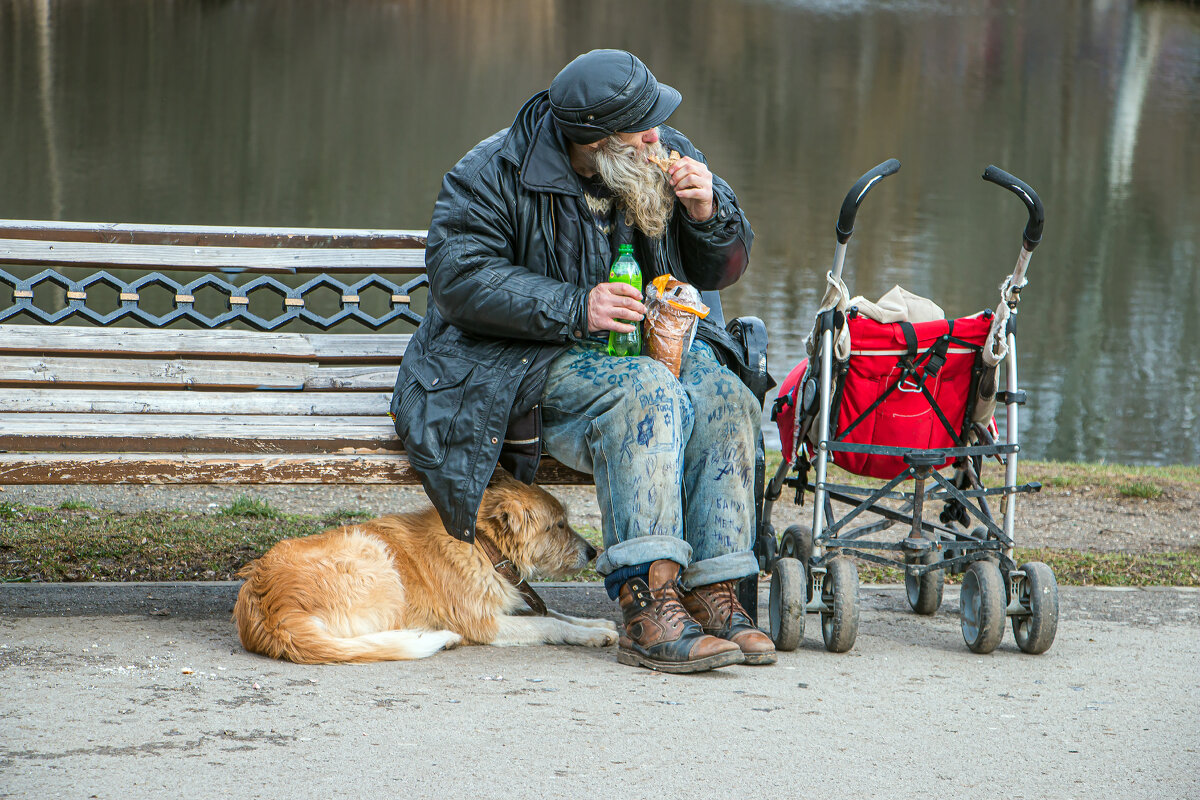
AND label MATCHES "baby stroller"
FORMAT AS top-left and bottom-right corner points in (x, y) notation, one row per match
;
(759, 159), (1057, 656)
